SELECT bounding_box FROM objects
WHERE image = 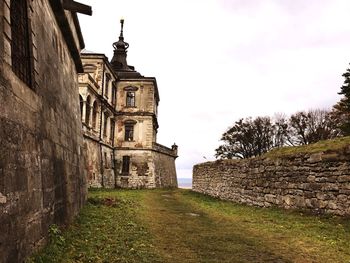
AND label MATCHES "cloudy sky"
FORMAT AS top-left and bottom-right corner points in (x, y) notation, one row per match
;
(78, 0), (350, 178)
